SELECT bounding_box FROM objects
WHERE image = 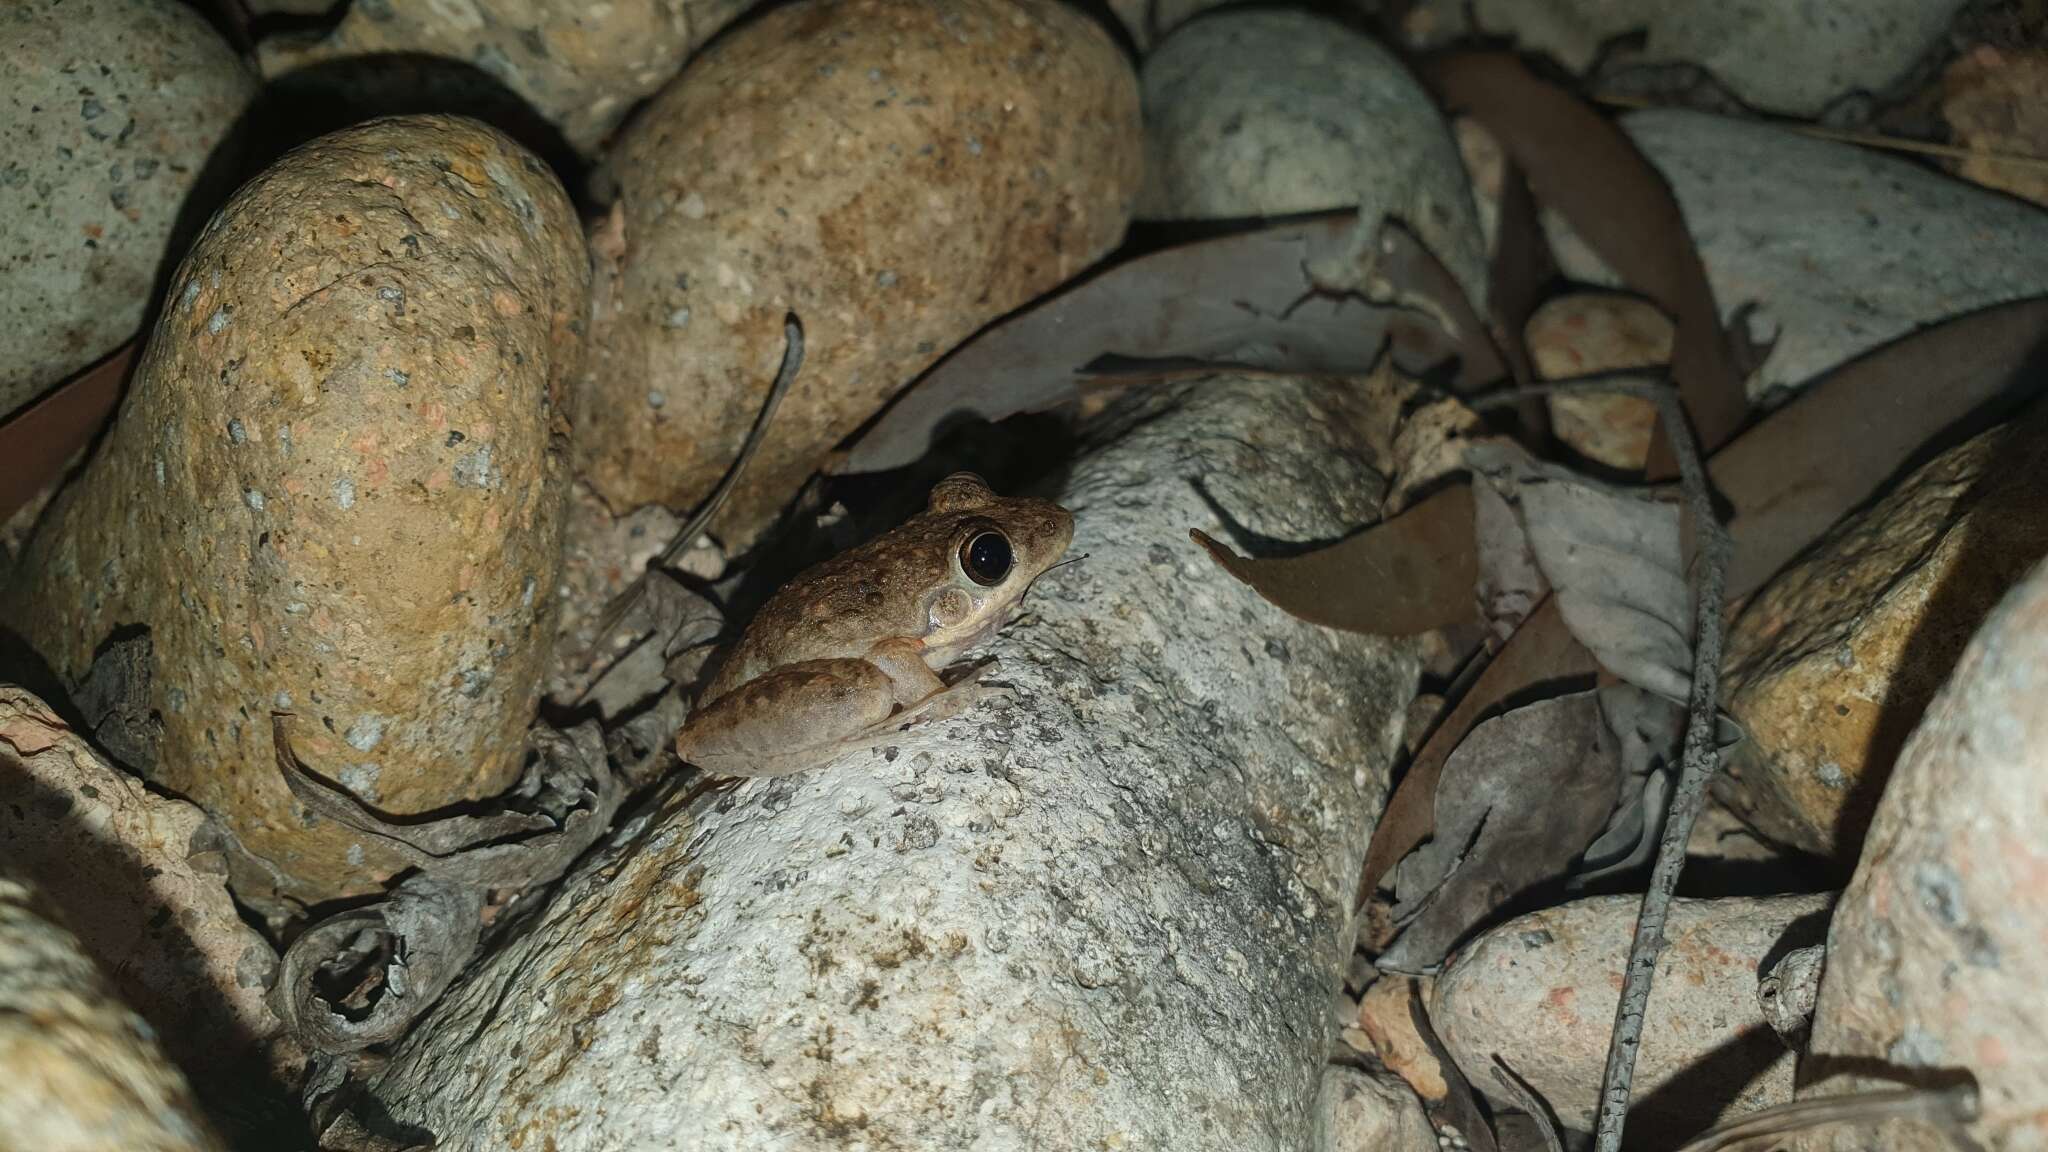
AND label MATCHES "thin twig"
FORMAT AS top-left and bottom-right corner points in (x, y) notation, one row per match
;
(1589, 91), (2048, 175)
(1667, 1083), (1980, 1152)
(1468, 373), (1675, 410)
(1591, 379), (1733, 1152)
(586, 315), (804, 644)
(1489, 1056), (1565, 1152)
